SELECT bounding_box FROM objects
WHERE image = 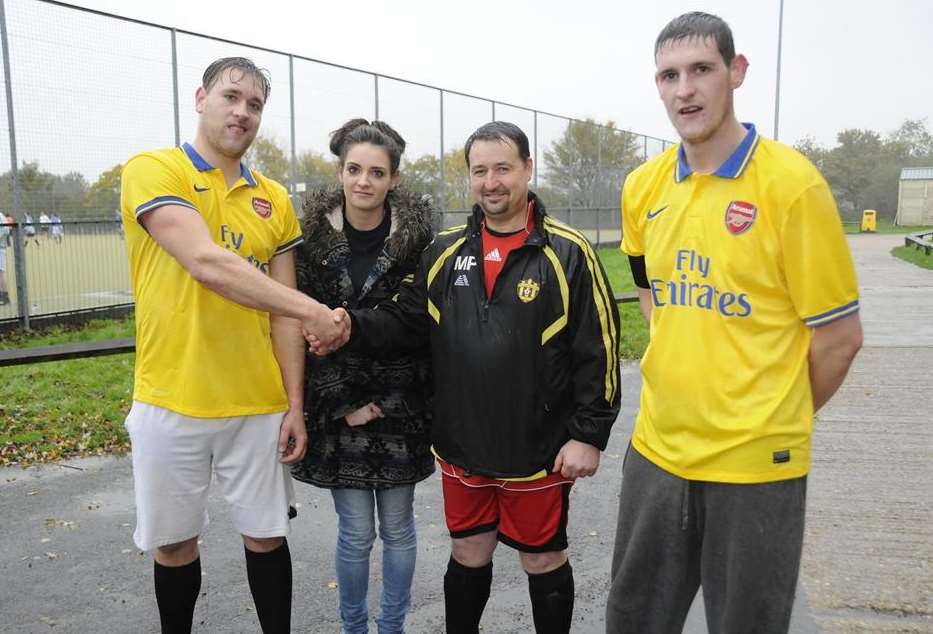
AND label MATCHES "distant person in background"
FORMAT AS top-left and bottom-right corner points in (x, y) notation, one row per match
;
(115, 208), (123, 239)
(50, 214), (64, 243)
(0, 214), (8, 305)
(0, 212), (9, 247)
(39, 212), (51, 241)
(4, 212), (12, 247)
(23, 213), (38, 247)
